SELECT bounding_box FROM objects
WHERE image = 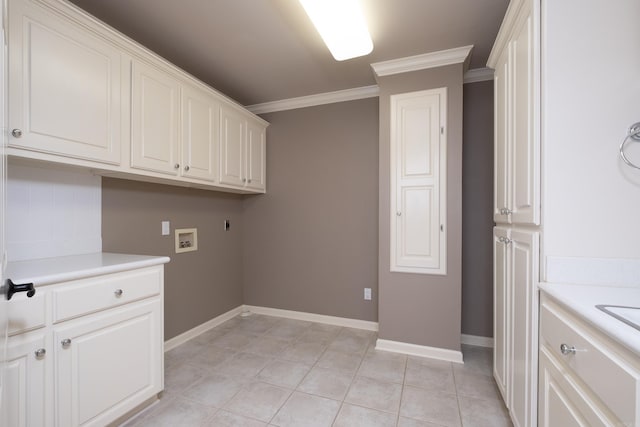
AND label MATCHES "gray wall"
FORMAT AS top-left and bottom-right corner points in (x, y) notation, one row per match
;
(461, 80), (494, 338)
(376, 64), (464, 351)
(102, 178), (244, 340)
(242, 98), (379, 321)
